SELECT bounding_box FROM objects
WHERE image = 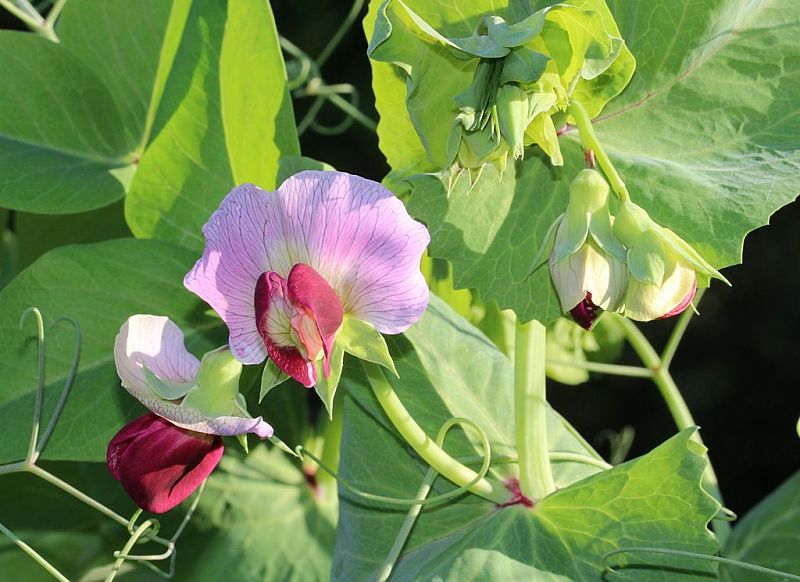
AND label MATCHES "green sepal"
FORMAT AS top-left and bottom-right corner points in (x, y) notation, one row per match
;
(500, 48), (549, 85)
(314, 340), (345, 420)
(588, 208), (626, 262)
(496, 84), (528, 159)
(627, 231), (668, 286)
(259, 358), (290, 403)
(661, 228), (730, 285)
(269, 434), (301, 457)
(181, 347), (245, 418)
(552, 203), (590, 263)
(523, 111), (562, 165)
(338, 315), (398, 377)
(237, 433), (249, 454)
(143, 366), (194, 400)
(526, 212), (564, 278)
(485, 12), (546, 48)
